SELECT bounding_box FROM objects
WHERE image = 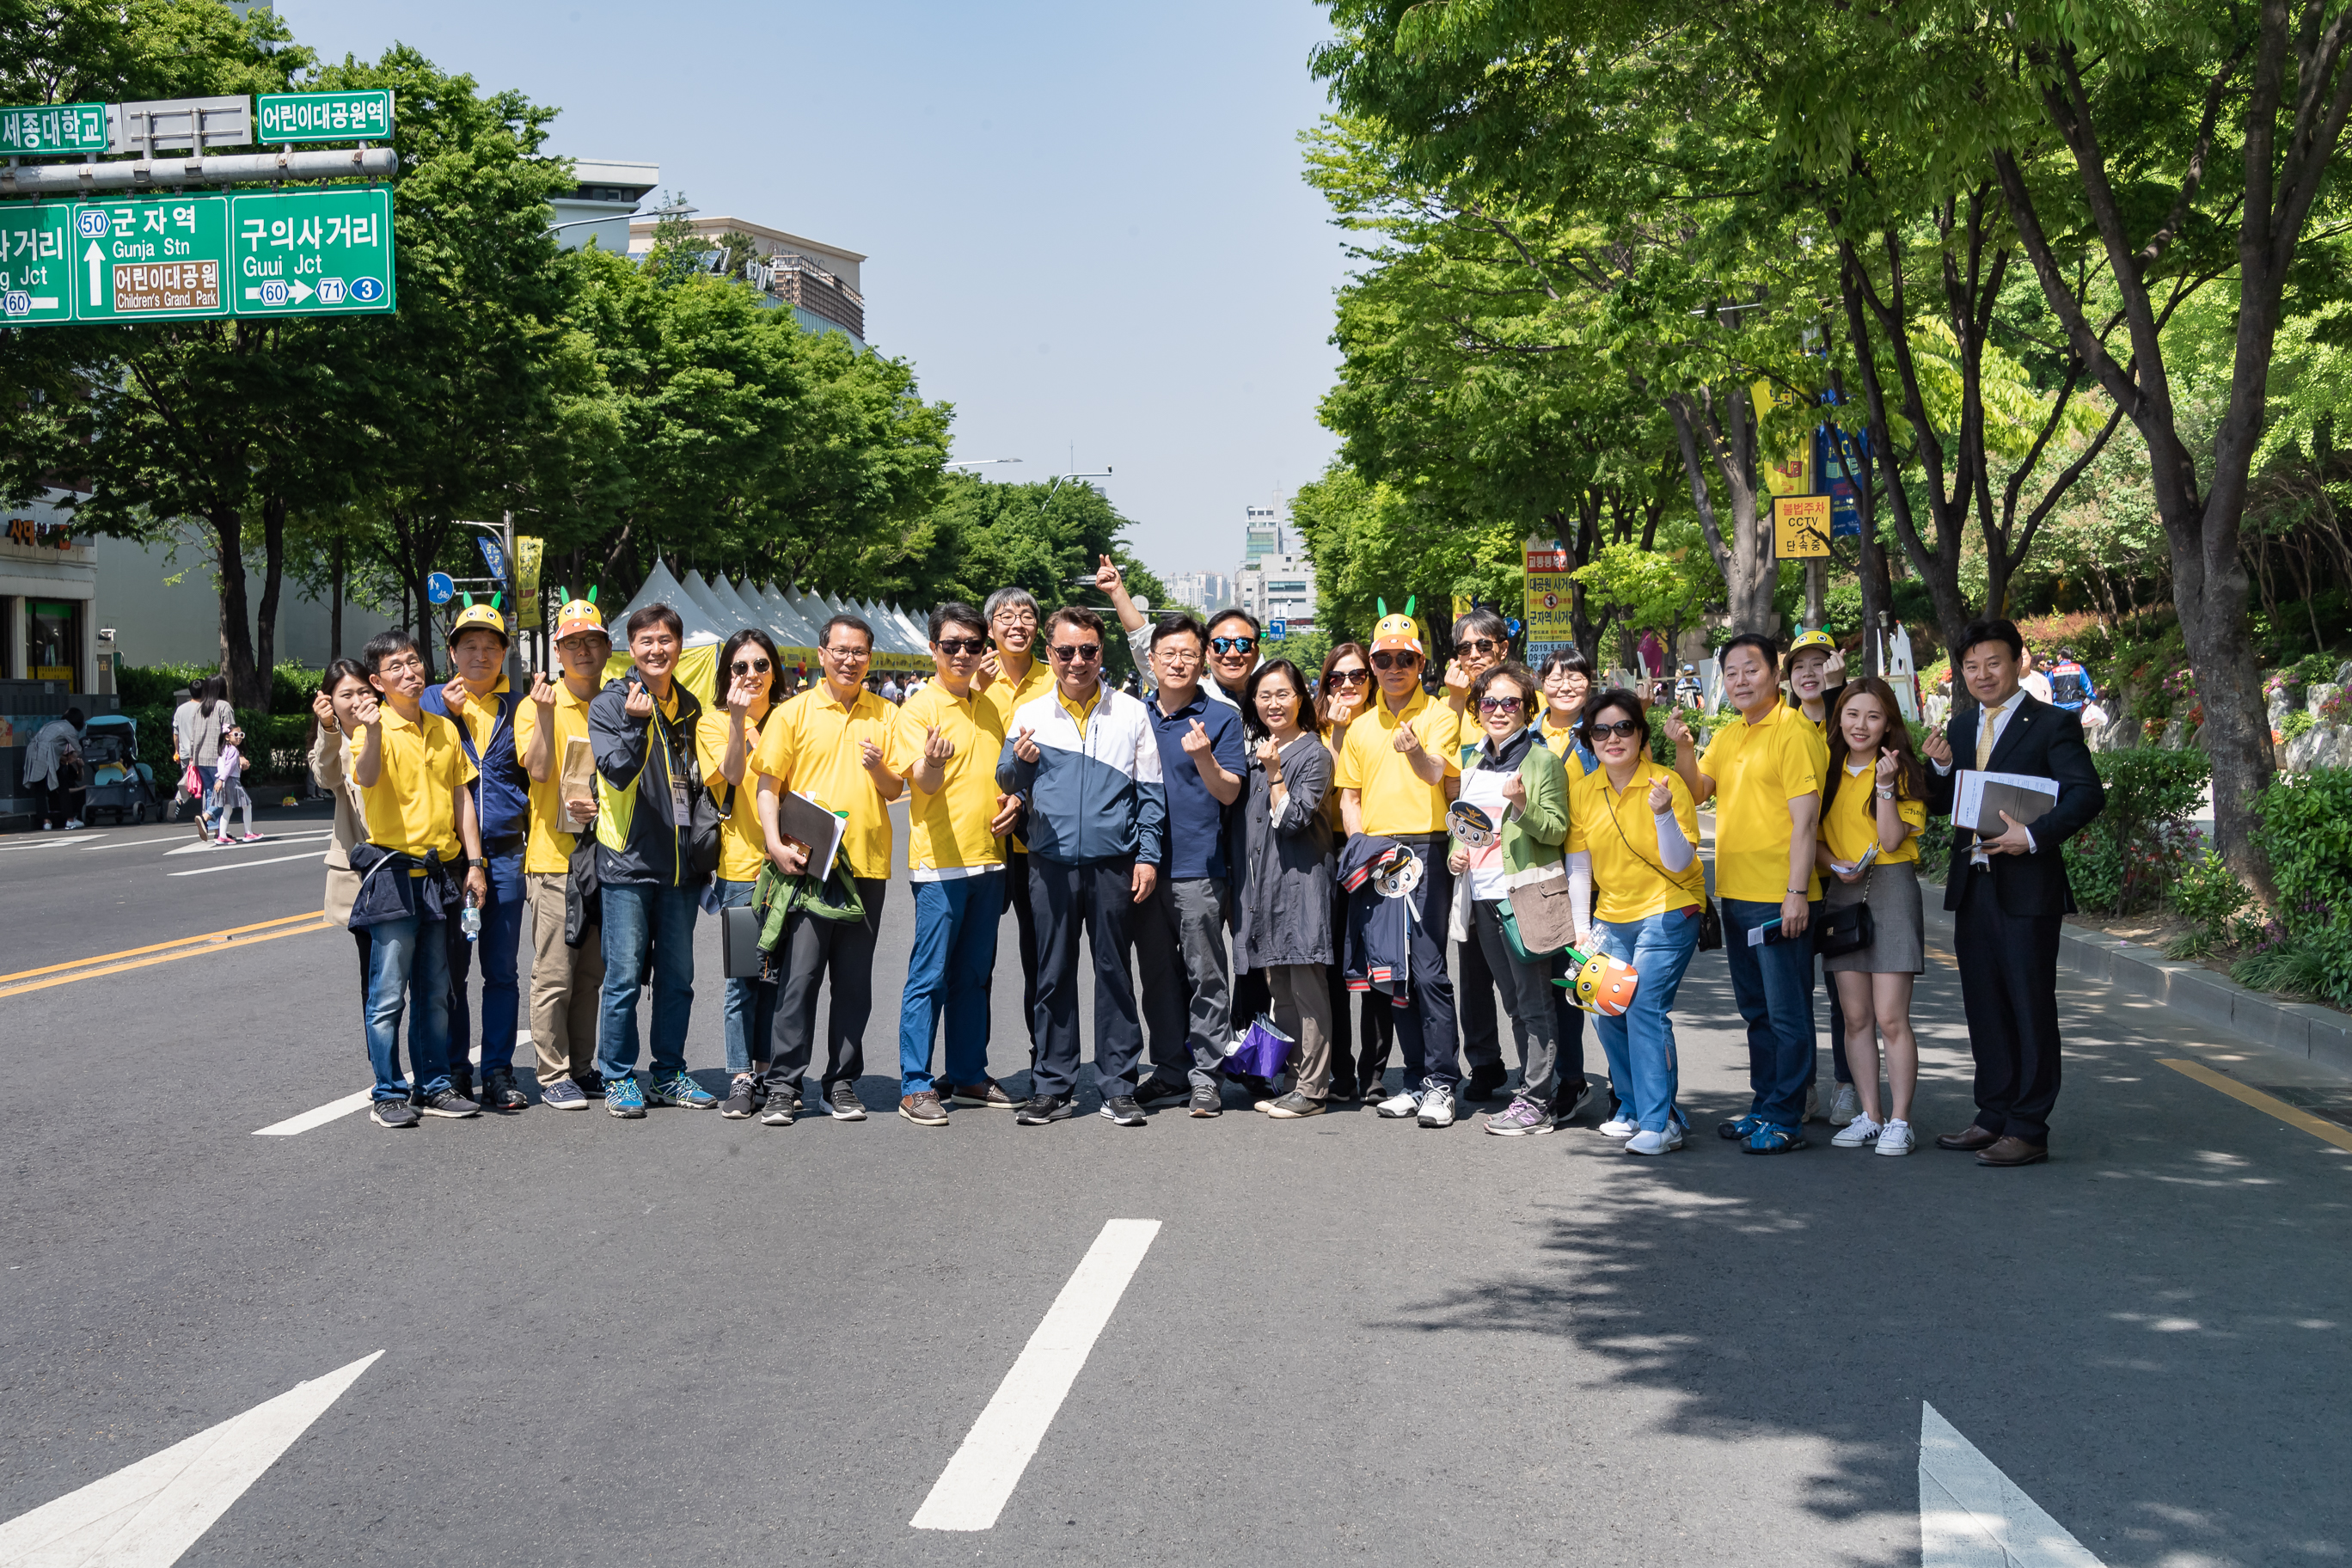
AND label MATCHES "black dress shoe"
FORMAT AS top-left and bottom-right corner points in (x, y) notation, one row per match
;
(1976, 1136), (2049, 1167)
(1462, 1068), (1509, 1103)
(1936, 1124), (2000, 1152)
